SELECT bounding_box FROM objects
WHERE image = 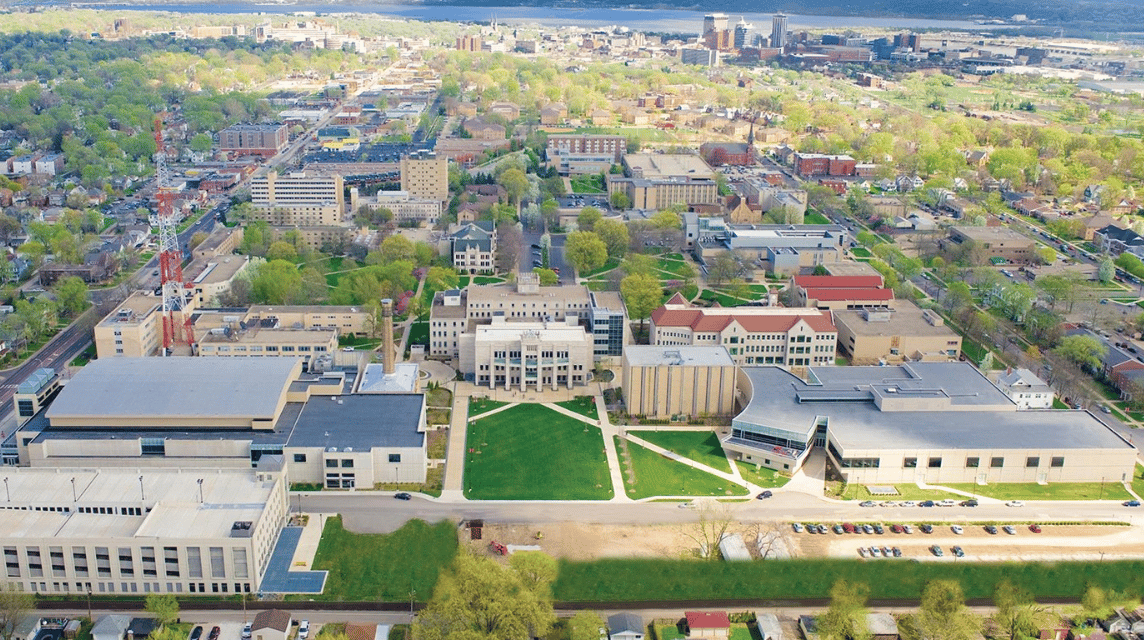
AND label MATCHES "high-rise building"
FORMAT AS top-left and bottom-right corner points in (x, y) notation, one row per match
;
(703, 13), (729, 35)
(400, 150), (448, 204)
(771, 13), (789, 52)
(734, 18), (755, 50)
